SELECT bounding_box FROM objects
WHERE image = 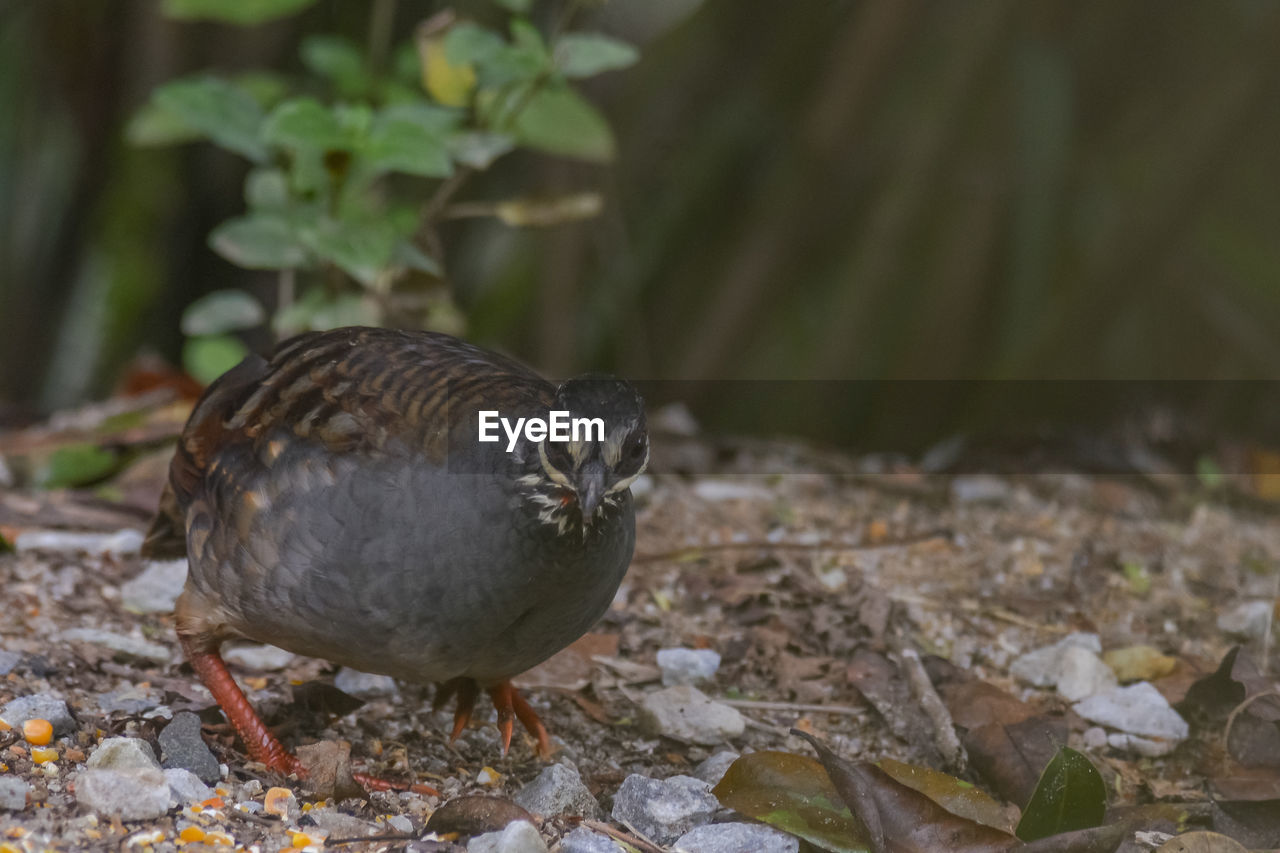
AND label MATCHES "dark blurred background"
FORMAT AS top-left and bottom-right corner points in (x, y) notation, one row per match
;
(3, 0), (1280, 448)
